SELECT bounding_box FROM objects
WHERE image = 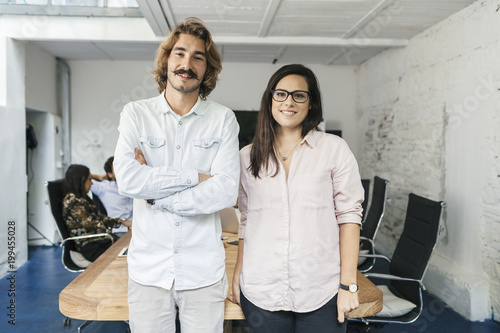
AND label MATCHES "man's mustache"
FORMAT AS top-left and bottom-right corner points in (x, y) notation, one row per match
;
(172, 69), (201, 80)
